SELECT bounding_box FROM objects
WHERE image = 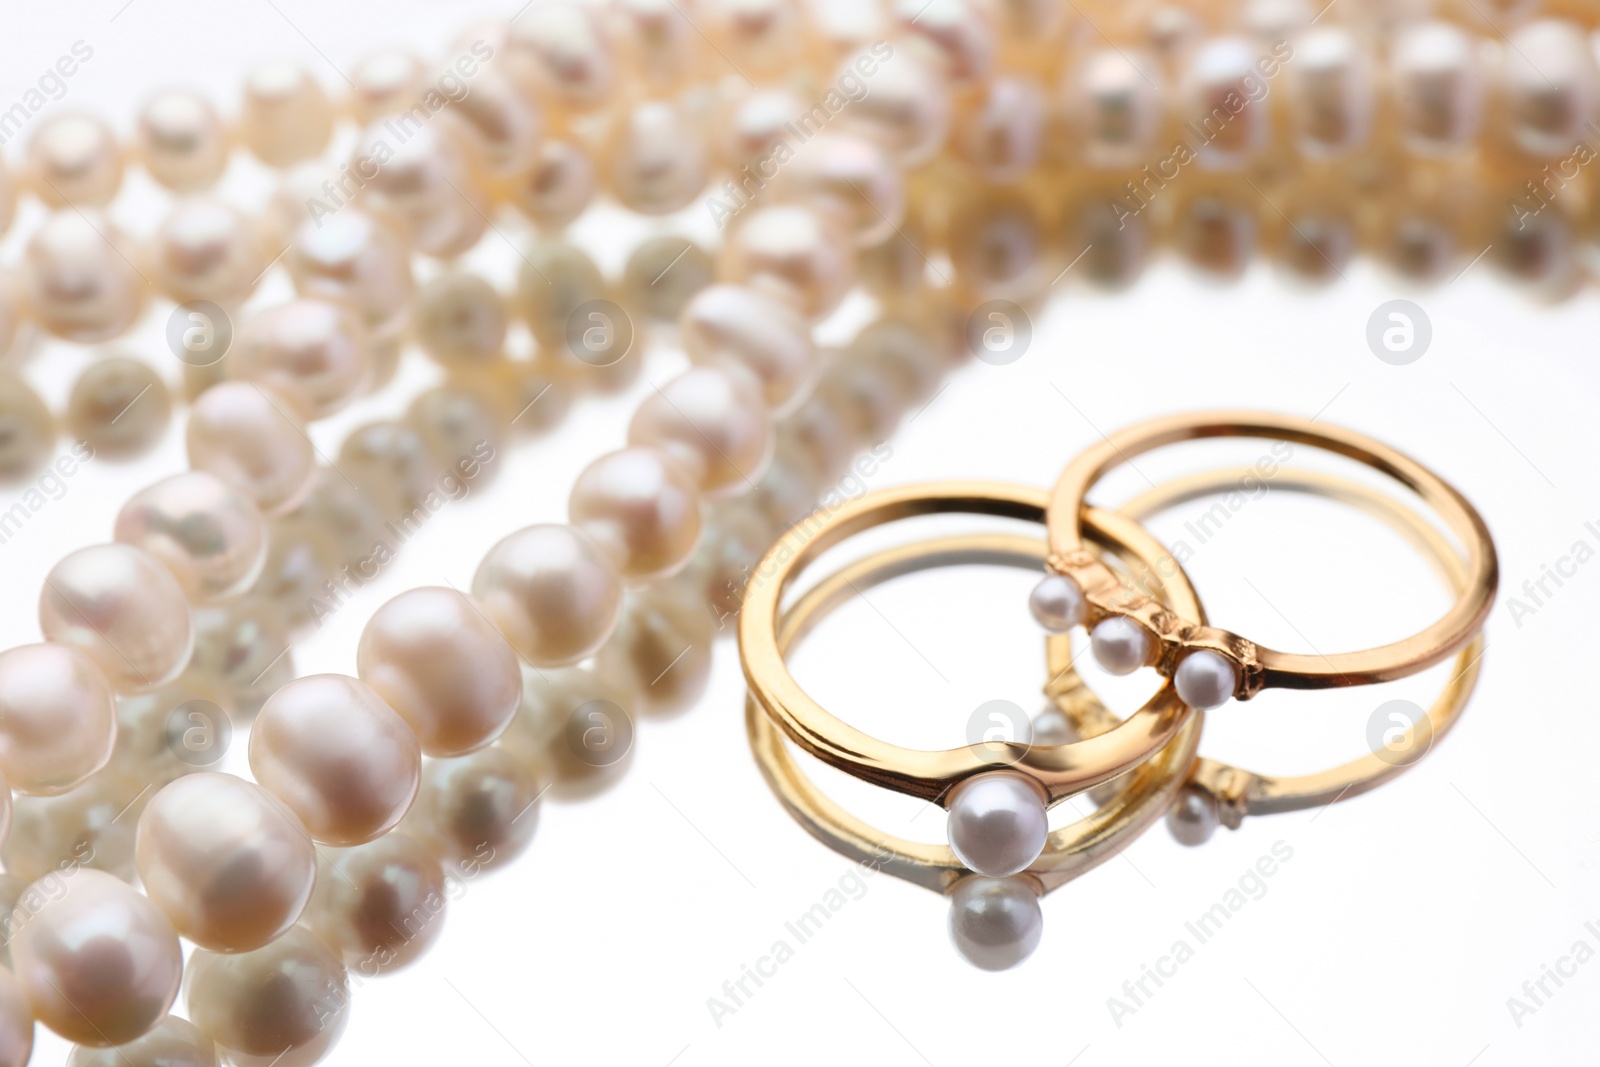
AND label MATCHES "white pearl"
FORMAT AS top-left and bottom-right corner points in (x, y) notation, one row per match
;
(1391, 21), (1482, 154)
(1069, 49), (1163, 168)
(114, 472), (268, 604)
(1090, 616), (1153, 675)
(1028, 574), (1084, 633)
(948, 876), (1043, 970)
(39, 544), (195, 694)
(1167, 784), (1219, 846)
(946, 771), (1048, 878)
(1174, 649), (1237, 710)
(1503, 19), (1598, 157)
(1029, 706), (1076, 747)
(1291, 27), (1372, 157)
